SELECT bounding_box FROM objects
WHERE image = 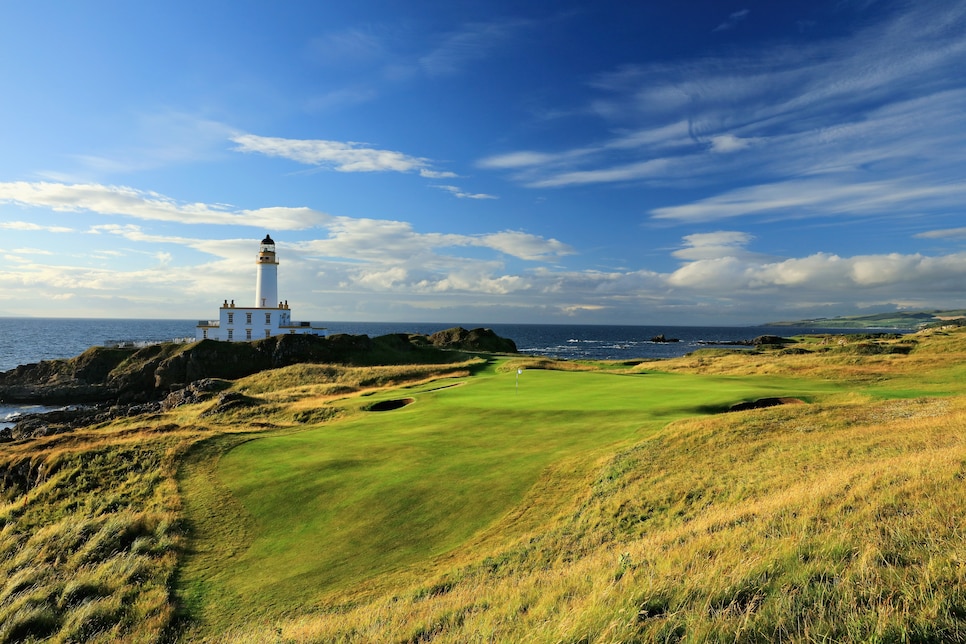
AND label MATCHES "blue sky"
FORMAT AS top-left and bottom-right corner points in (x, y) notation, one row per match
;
(2, 1), (966, 325)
